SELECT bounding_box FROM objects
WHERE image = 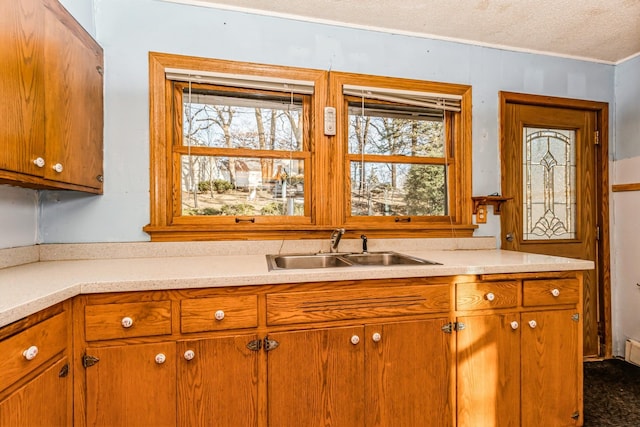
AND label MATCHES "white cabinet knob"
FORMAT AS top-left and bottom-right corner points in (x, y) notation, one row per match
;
(23, 345), (39, 361)
(183, 350), (195, 361)
(485, 292), (496, 301)
(53, 163), (64, 173)
(155, 353), (166, 364)
(528, 320), (537, 329)
(372, 332), (382, 342)
(214, 310), (225, 321)
(350, 335), (360, 345)
(121, 317), (133, 328)
(33, 157), (45, 168)
(551, 288), (560, 297)
(510, 321), (519, 330)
